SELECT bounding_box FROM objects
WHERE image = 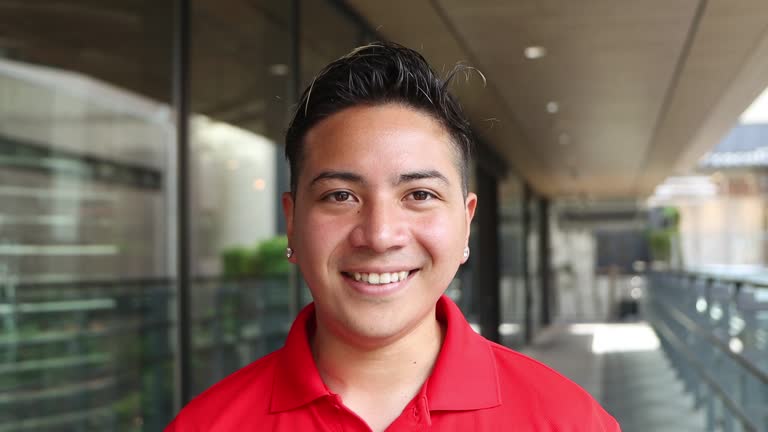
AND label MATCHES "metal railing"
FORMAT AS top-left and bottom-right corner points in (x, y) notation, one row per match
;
(647, 271), (768, 432)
